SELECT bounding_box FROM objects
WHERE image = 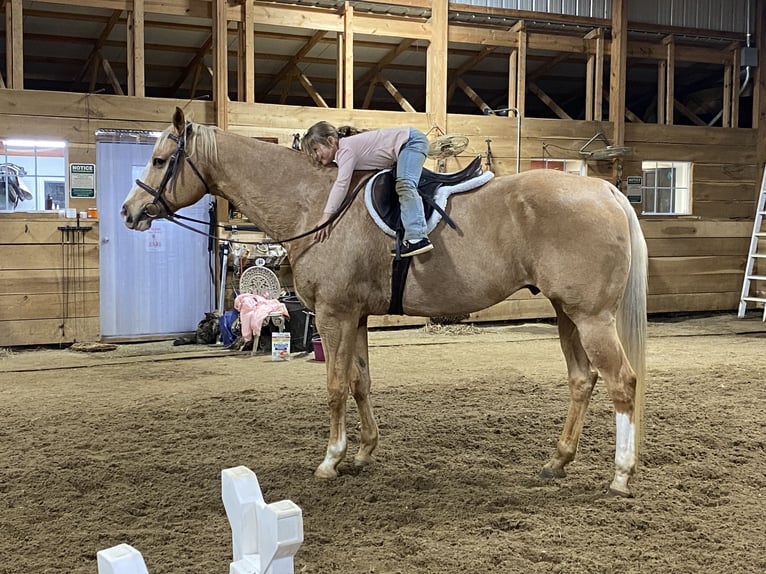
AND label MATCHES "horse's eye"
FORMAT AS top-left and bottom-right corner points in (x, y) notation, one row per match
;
(153, 157), (166, 168)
